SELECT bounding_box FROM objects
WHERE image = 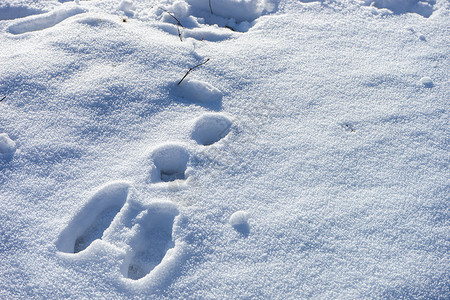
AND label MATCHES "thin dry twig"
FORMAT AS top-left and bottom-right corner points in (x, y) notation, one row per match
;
(158, 7), (184, 41)
(344, 124), (355, 132)
(178, 58), (210, 85)
(209, 0), (214, 14)
(0, 96), (6, 103)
